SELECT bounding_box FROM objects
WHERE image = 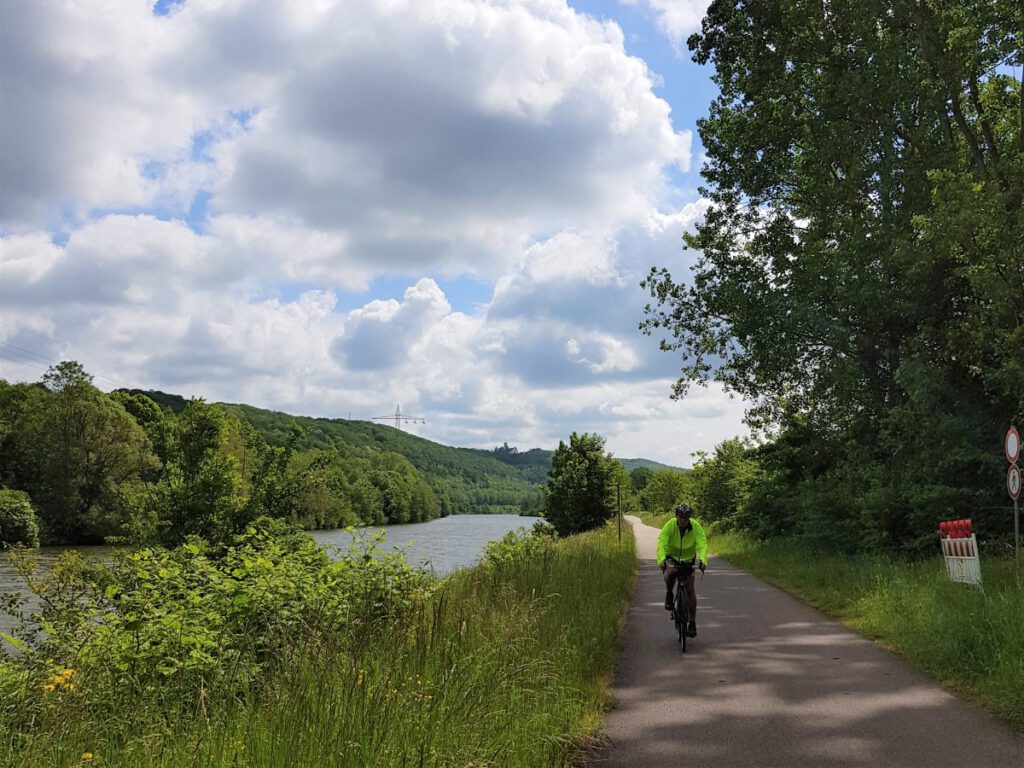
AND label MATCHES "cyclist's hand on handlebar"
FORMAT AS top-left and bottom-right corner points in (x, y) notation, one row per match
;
(698, 561), (706, 573)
